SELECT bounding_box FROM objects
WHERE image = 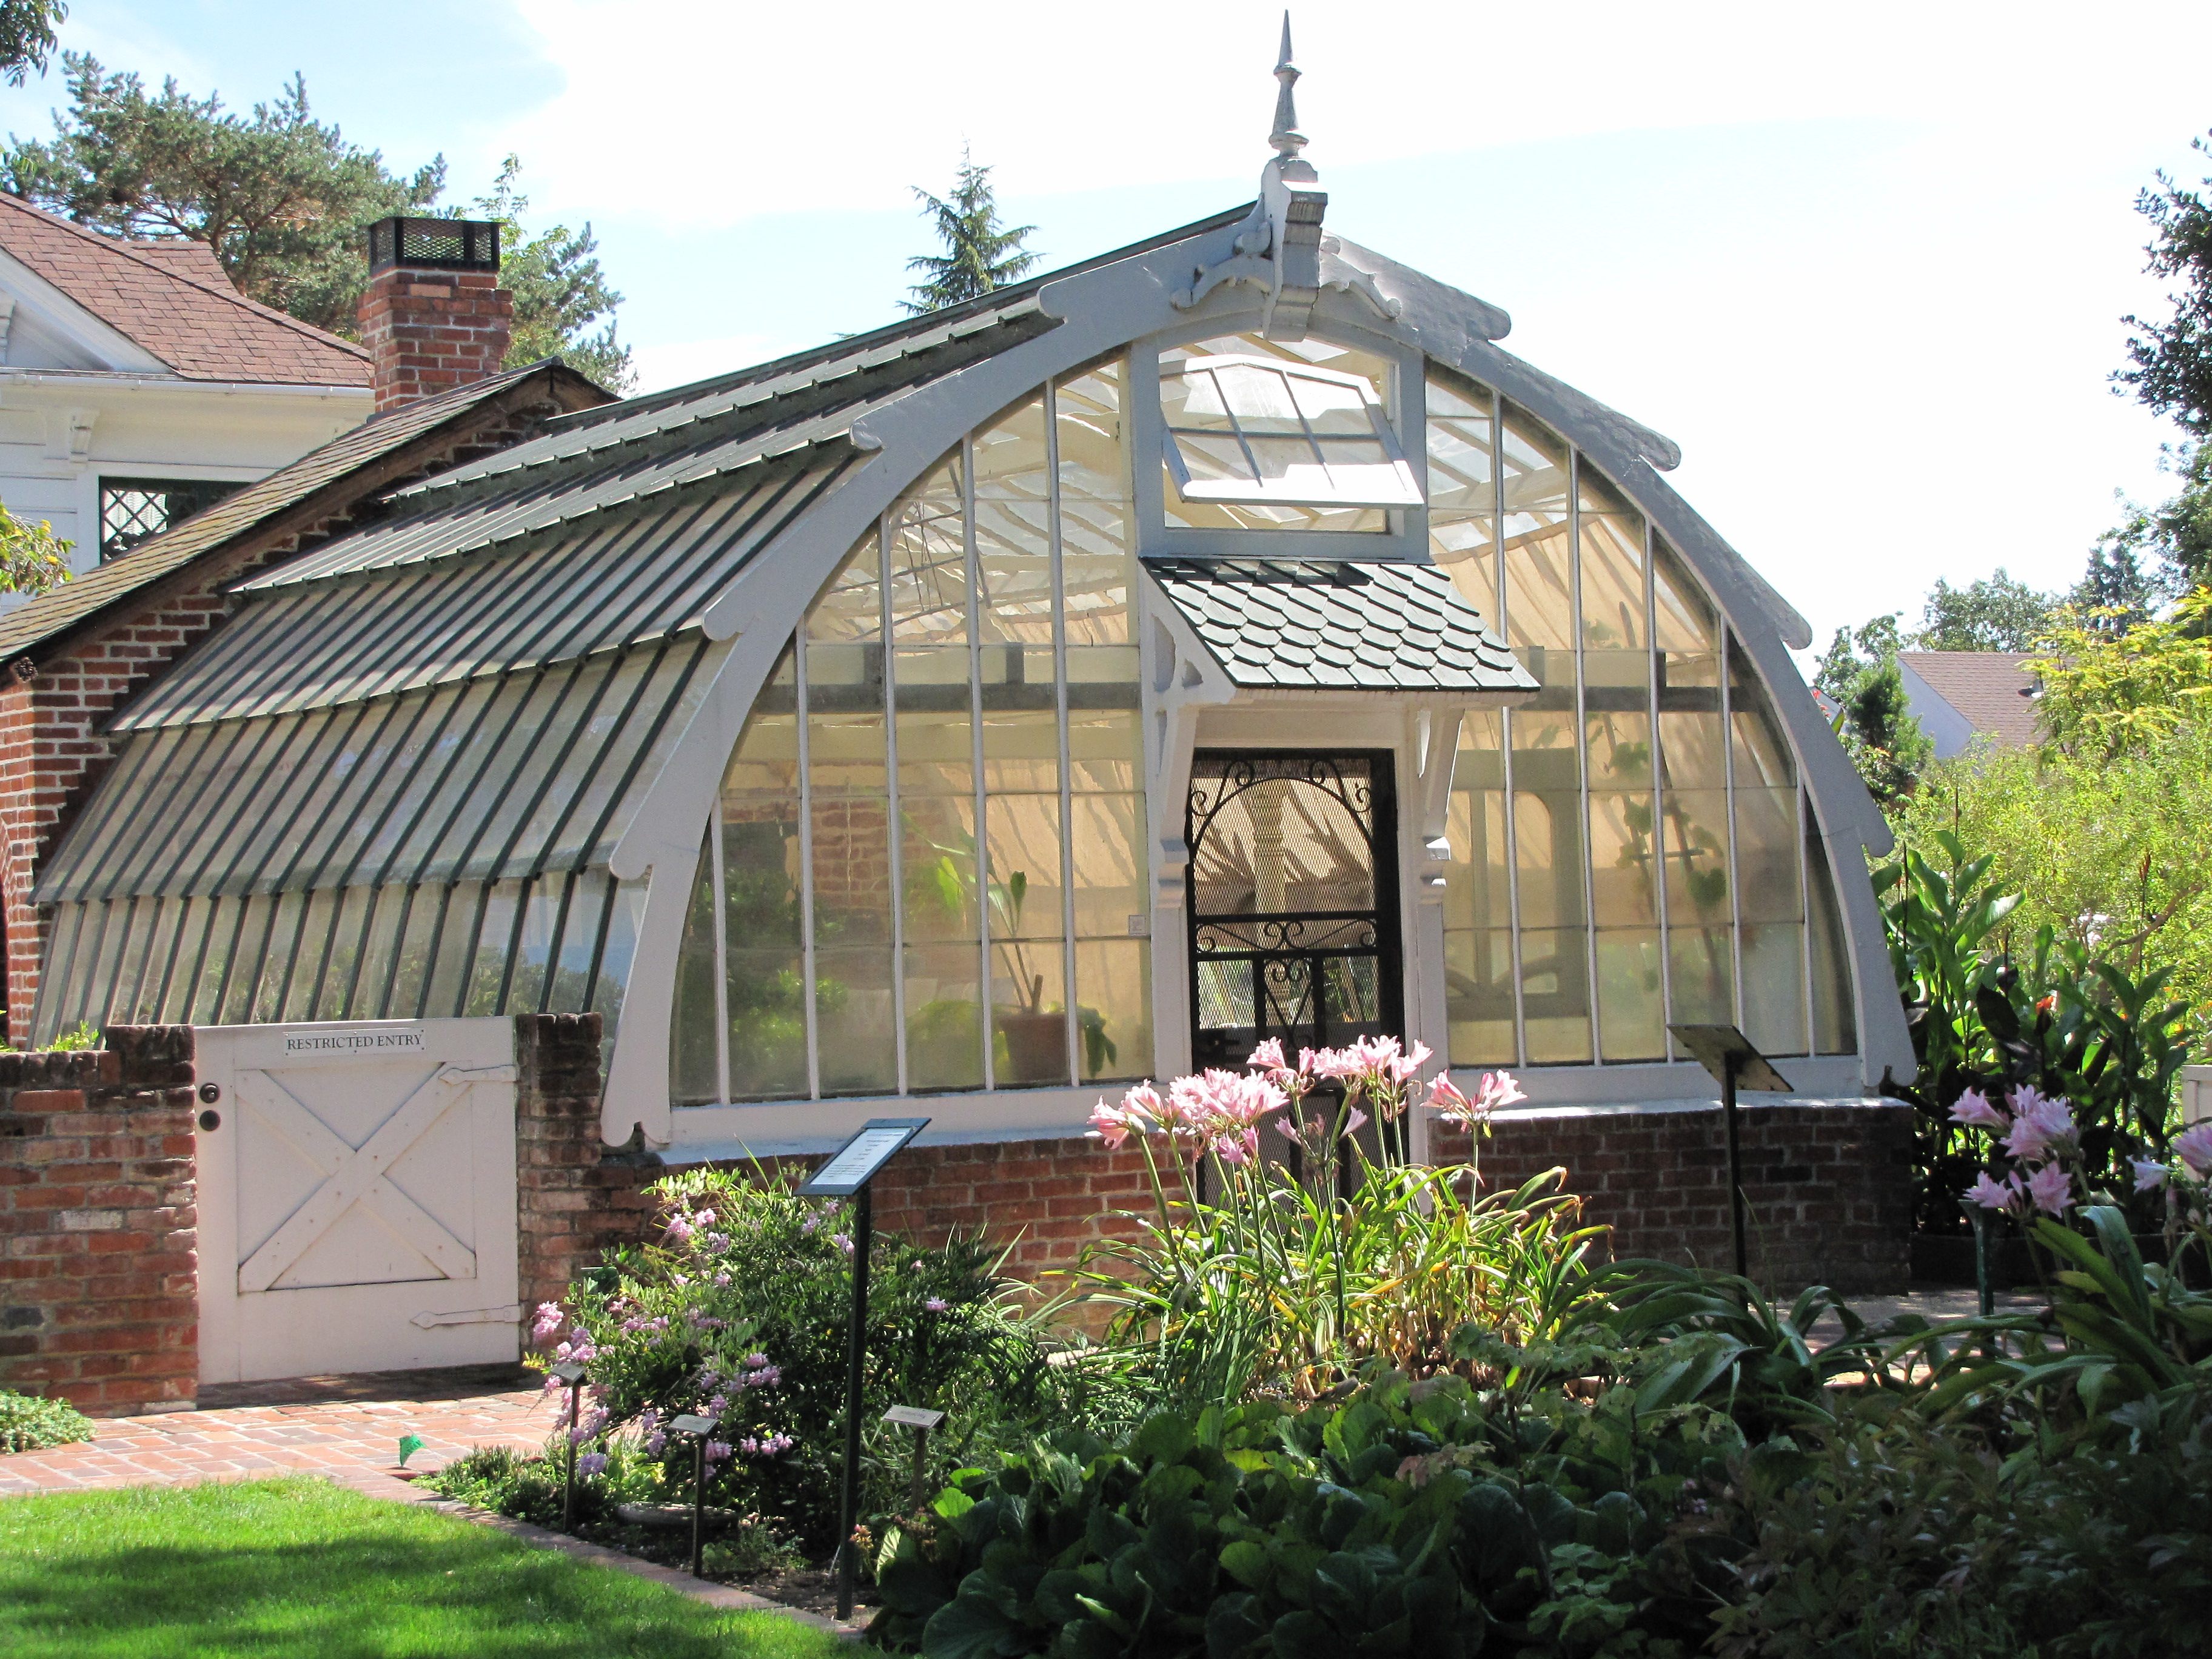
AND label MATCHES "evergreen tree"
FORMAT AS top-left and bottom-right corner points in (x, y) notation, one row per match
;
(1814, 614), (1932, 805)
(902, 149), (1037, 316)
(2071, 536), (2173, 634)
(2119, 129), (2212, 435)
(471, 156), (632, 392)
(1910, 568), (2056, 651)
